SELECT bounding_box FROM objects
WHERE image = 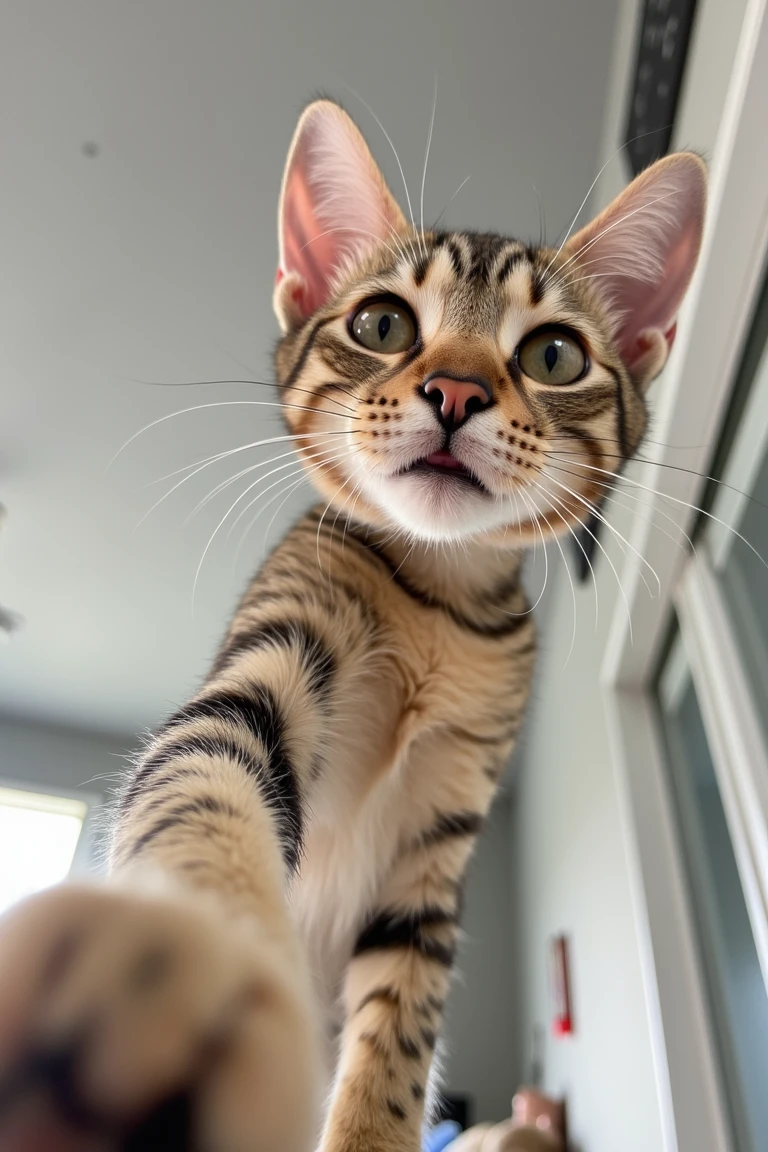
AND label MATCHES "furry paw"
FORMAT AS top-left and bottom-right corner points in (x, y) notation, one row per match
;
(0, 882), (319, 1152)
